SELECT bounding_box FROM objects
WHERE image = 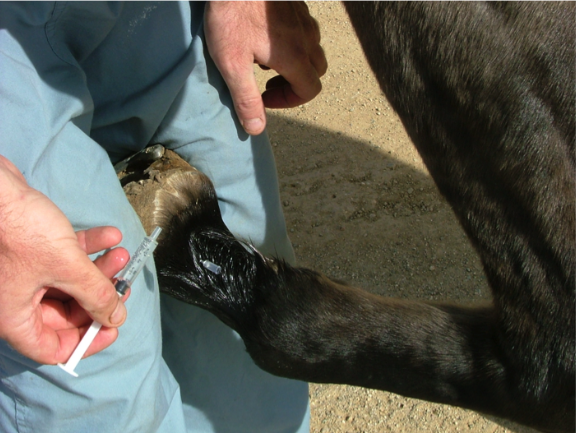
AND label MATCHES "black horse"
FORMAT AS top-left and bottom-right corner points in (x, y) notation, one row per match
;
(146, 3), (575, 432)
